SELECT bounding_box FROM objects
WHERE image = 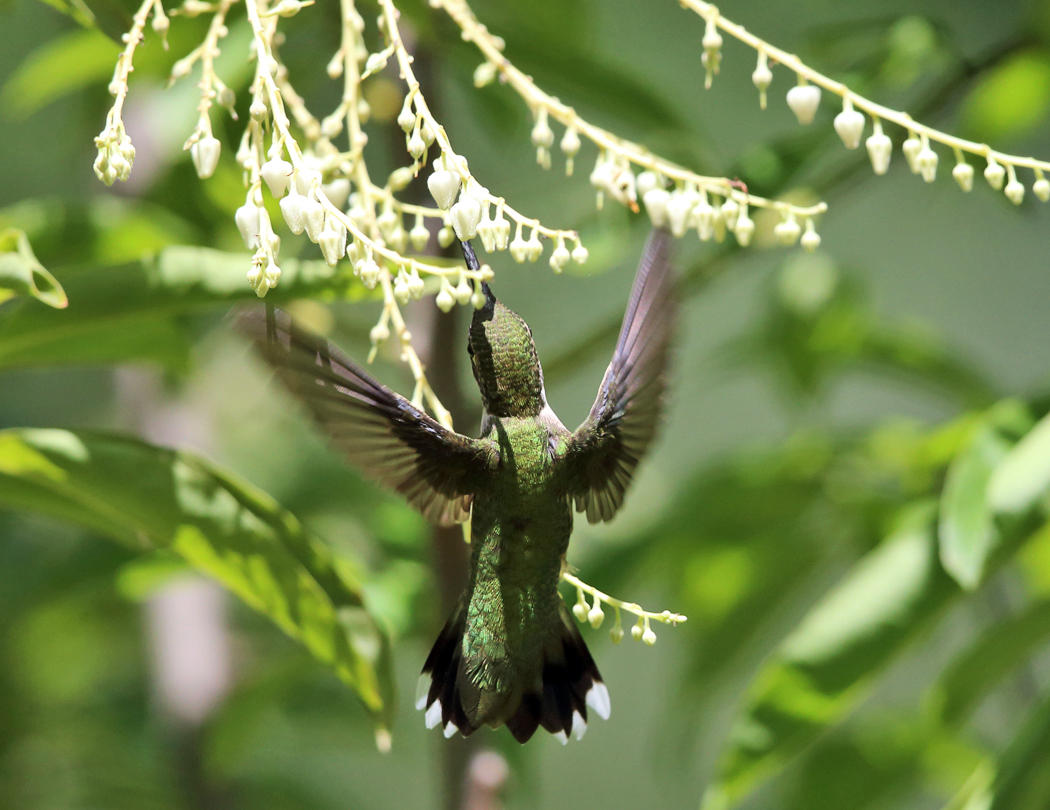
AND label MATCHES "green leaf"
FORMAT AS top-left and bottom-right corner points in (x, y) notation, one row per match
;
(927, 598), (1050, 728)
(701, 503), (955, 810)
(960, 50), (1050, 144)
(0, 428), (395, 738)
(938, 422), (1013, 589)
(0, 246), (361, 370)
(0, 228), (68, 310)
(1, 28), (118, 119)
(989, 410), (1050, 517)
